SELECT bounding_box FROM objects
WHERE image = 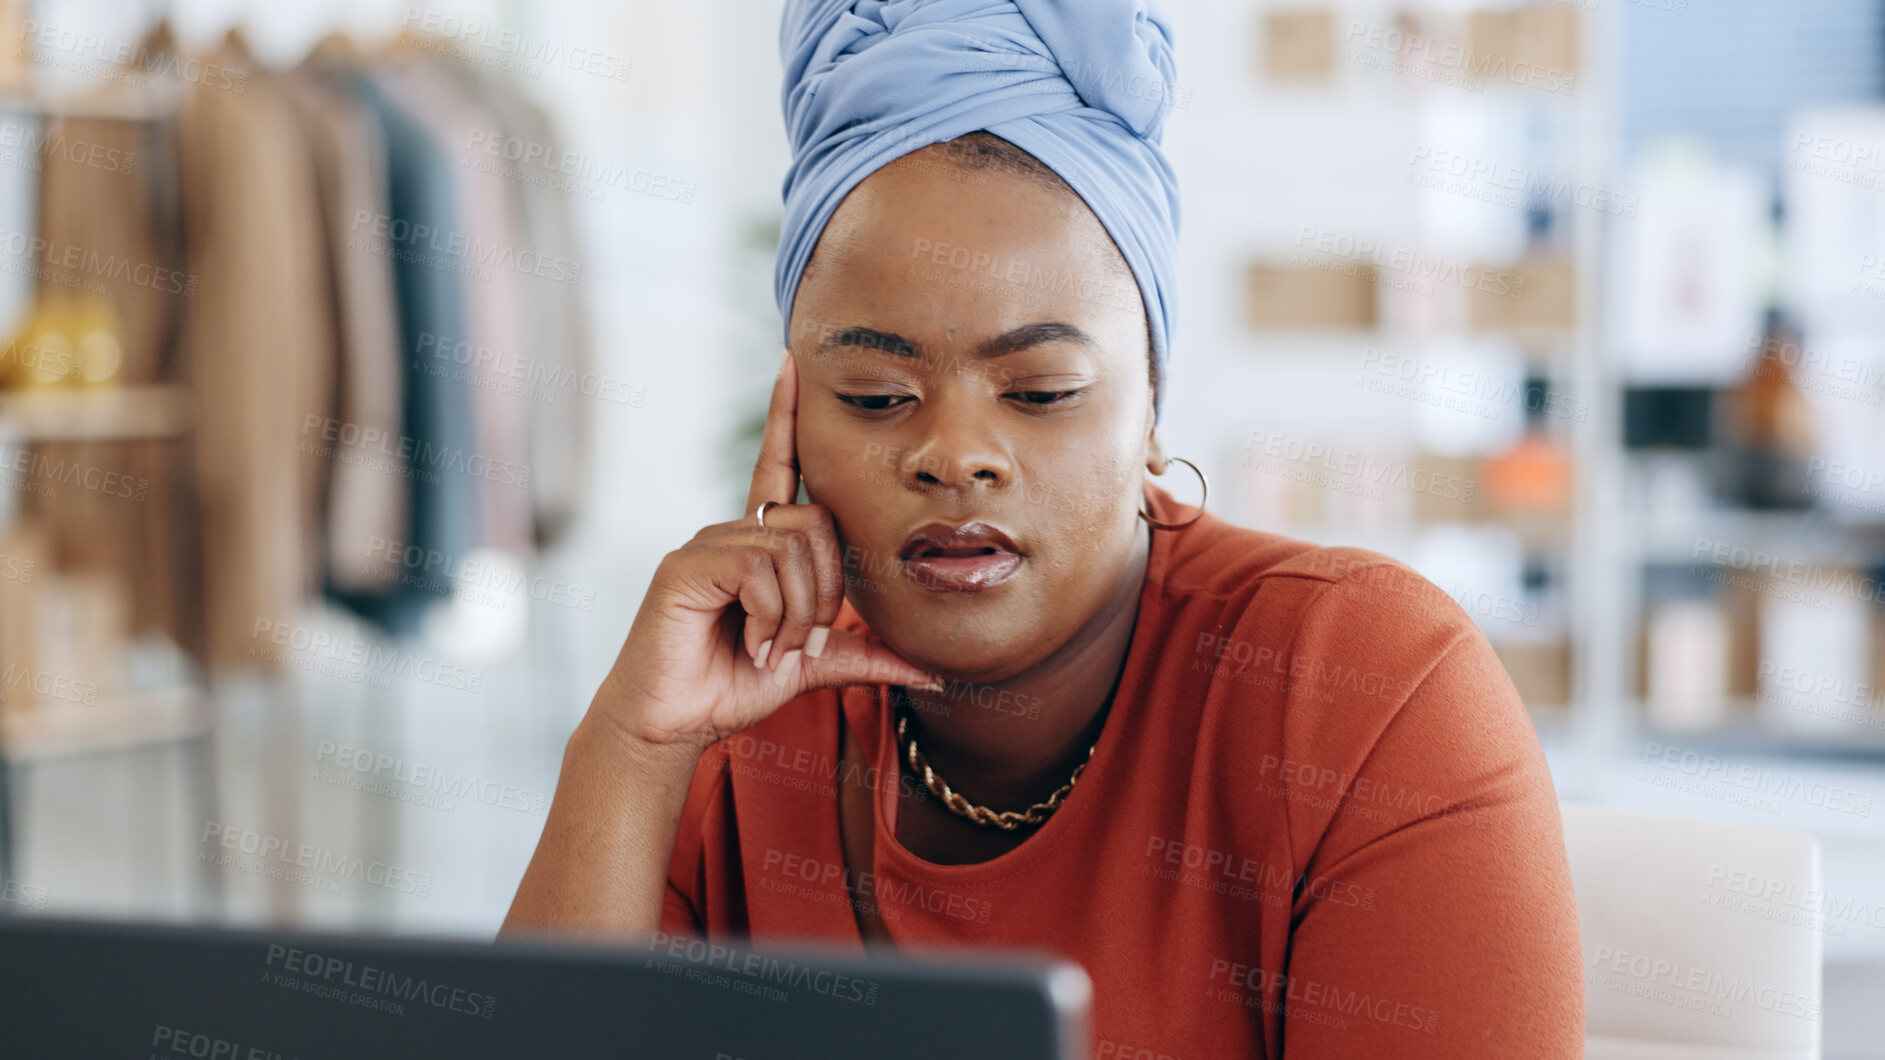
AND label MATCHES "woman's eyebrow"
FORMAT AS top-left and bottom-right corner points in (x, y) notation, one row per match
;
(818, 322), (1098, 361)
